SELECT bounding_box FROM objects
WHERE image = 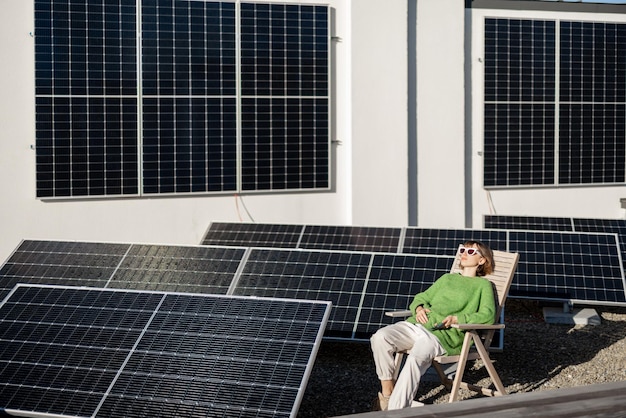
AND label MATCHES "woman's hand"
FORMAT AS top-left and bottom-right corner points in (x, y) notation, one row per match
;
(441, 315), (458, 328)
(415, 306), (430, 324)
